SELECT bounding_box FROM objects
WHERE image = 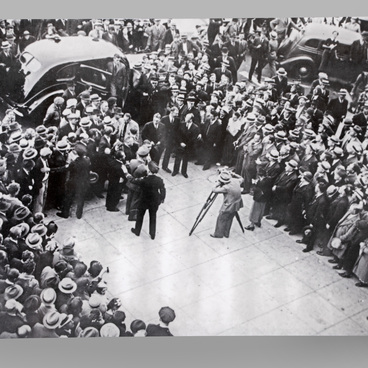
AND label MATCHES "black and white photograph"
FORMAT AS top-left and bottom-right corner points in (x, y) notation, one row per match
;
(2, 15), (368, 339)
